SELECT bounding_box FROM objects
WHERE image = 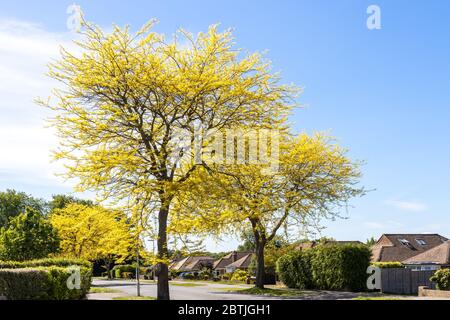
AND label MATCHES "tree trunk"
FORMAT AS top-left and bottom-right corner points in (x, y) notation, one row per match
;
(156, 199), (170, 300)
(105, 261), (112, 280)
(255, 241), (266, 289)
